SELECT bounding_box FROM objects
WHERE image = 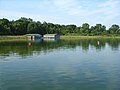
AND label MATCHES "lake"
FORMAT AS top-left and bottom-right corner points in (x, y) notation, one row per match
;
(0, 38), (120, 90)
